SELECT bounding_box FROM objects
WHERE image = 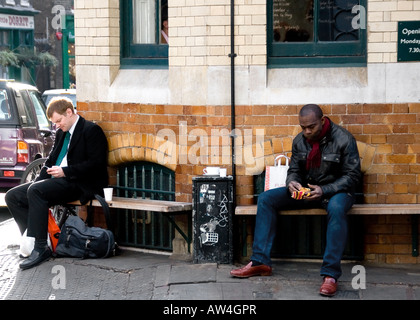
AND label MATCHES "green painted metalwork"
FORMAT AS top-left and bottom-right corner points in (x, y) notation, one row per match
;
(115, 161), (175, 251)
(62, 15), (75, 89)
(120, 0), (168, 67)
(267, 0), (367, 68)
